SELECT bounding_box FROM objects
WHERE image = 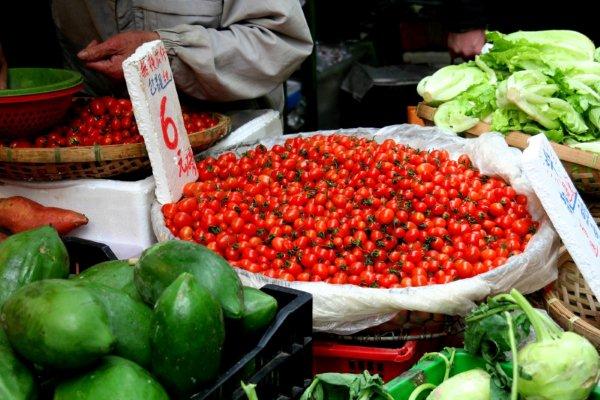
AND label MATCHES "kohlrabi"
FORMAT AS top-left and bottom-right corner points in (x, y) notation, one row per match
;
(407, 349), (492, 400)
(425, 369), (490, 400)
(466, 289), (600, 400)
(510, 290), (600, 400)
